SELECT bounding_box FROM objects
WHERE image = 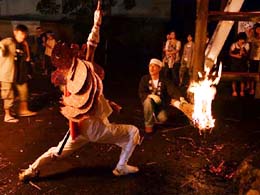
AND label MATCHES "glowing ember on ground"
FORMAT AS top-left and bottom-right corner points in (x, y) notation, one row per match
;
(188, 63), (222, 134)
